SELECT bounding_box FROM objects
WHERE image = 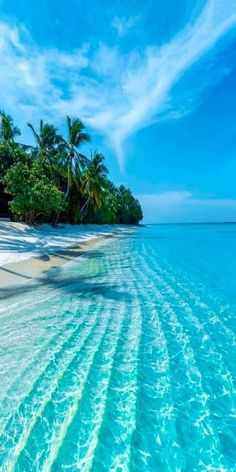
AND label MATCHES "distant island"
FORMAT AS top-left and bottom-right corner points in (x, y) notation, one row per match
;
(0, 111), (143, 225)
